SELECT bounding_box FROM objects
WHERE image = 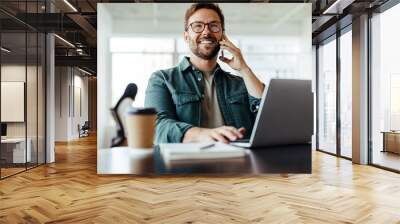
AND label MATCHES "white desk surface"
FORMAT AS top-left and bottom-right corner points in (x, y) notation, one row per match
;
(1, 137), (32, 163)
(1, 138), (27, 143)
(97, 147), (154, 174)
